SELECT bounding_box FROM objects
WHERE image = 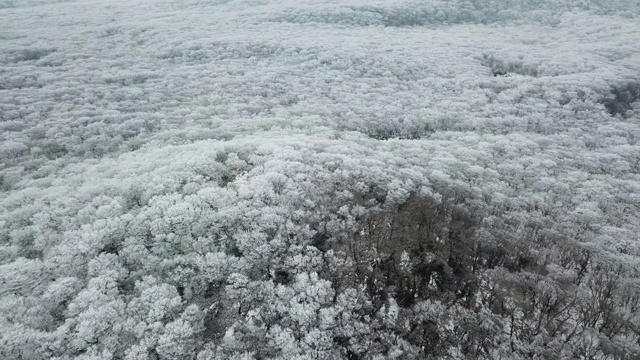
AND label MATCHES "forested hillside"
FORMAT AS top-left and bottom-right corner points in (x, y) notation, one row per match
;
(1, 0), (640, 358)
